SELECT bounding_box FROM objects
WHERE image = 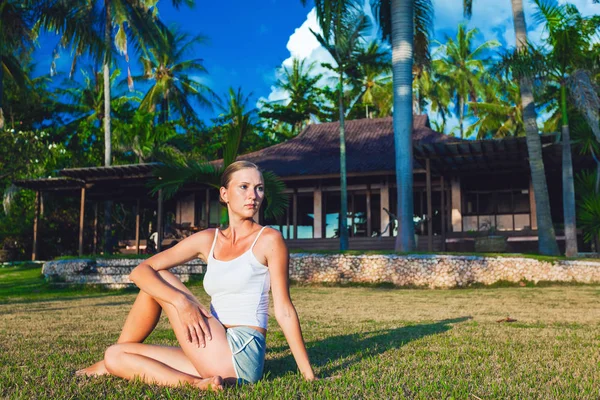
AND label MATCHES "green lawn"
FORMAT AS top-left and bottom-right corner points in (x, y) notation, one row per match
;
(1, 264), (599, 399)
